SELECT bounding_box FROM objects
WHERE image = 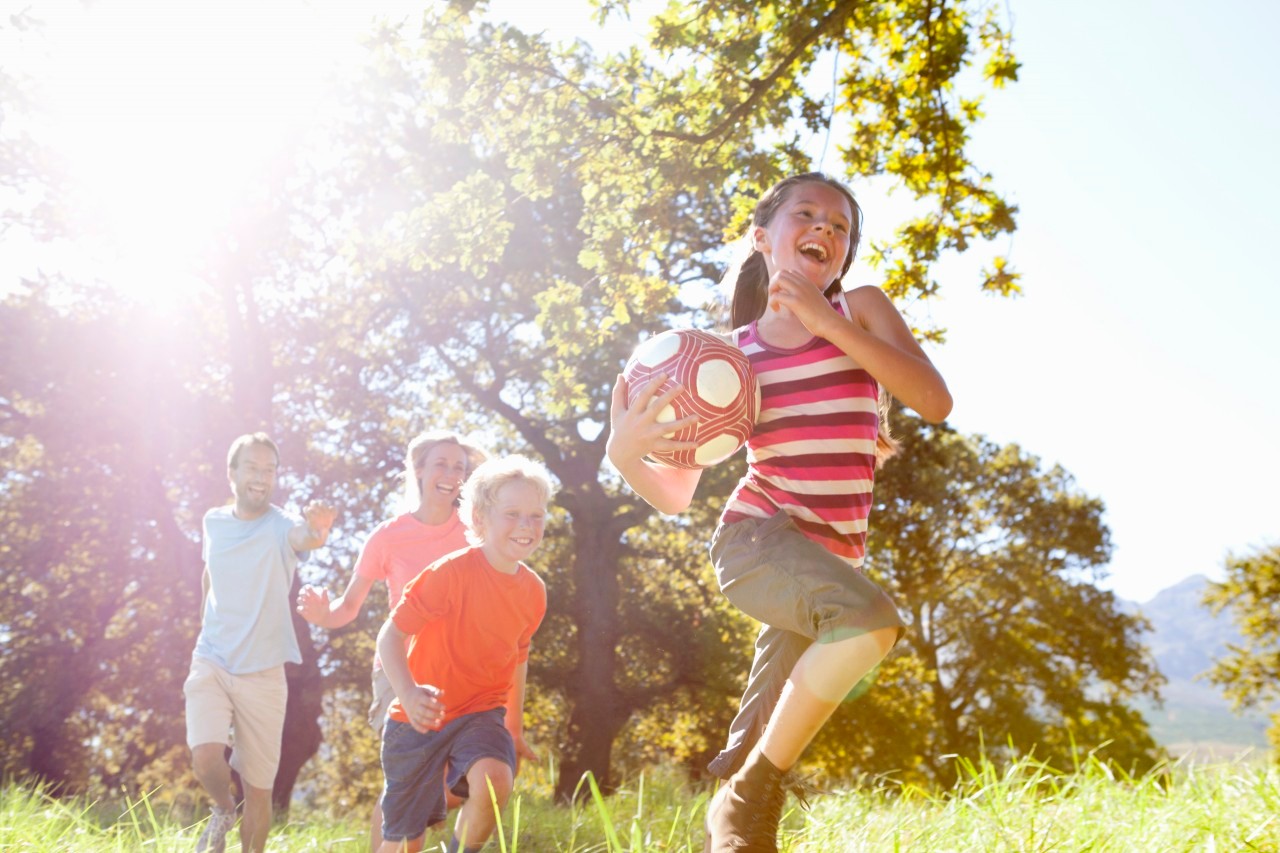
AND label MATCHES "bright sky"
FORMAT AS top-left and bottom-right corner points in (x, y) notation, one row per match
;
(914, 0), (1280, 602)
(5, 1), (1276, 603)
